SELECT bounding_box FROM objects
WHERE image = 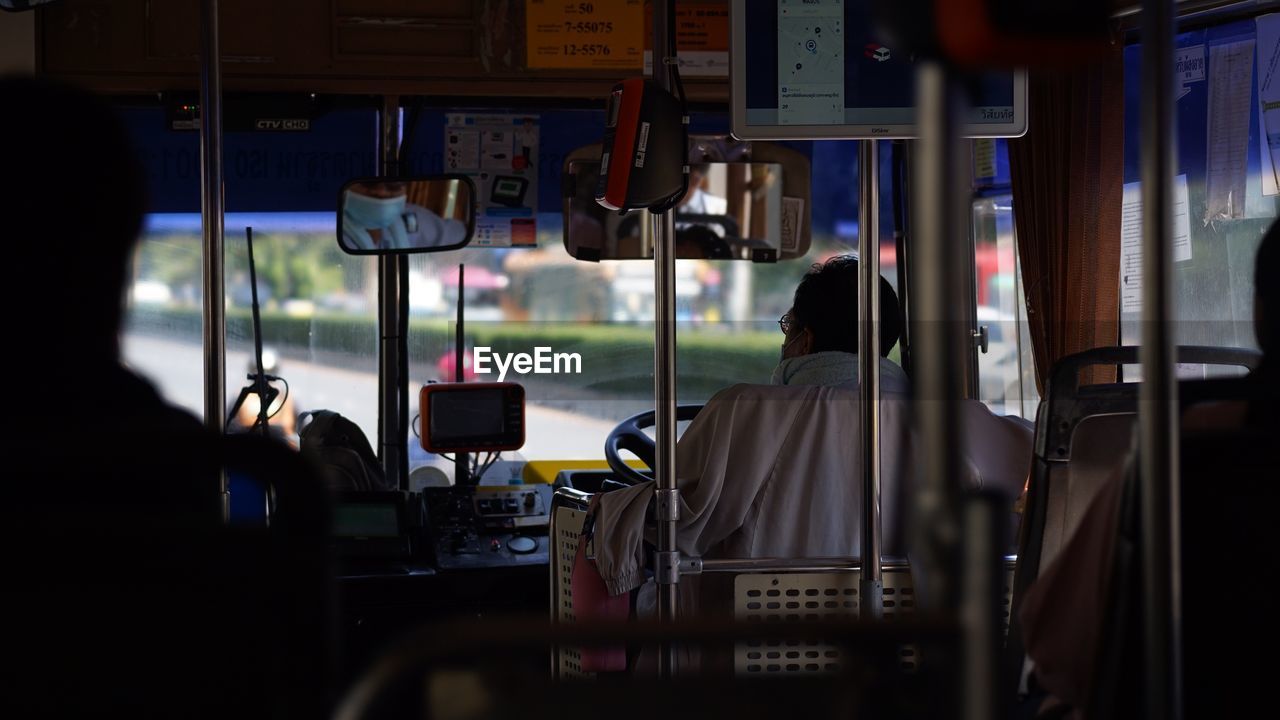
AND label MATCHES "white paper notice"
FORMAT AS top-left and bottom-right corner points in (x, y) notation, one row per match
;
(1258, 14), (1280, 196)
(1120, 175), (1193, 314)
(445, 113), (540, 248)
(781, 197), (804, 252)
(1205, 39), (1255, 220)
(1175, 44), (1206, 102)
